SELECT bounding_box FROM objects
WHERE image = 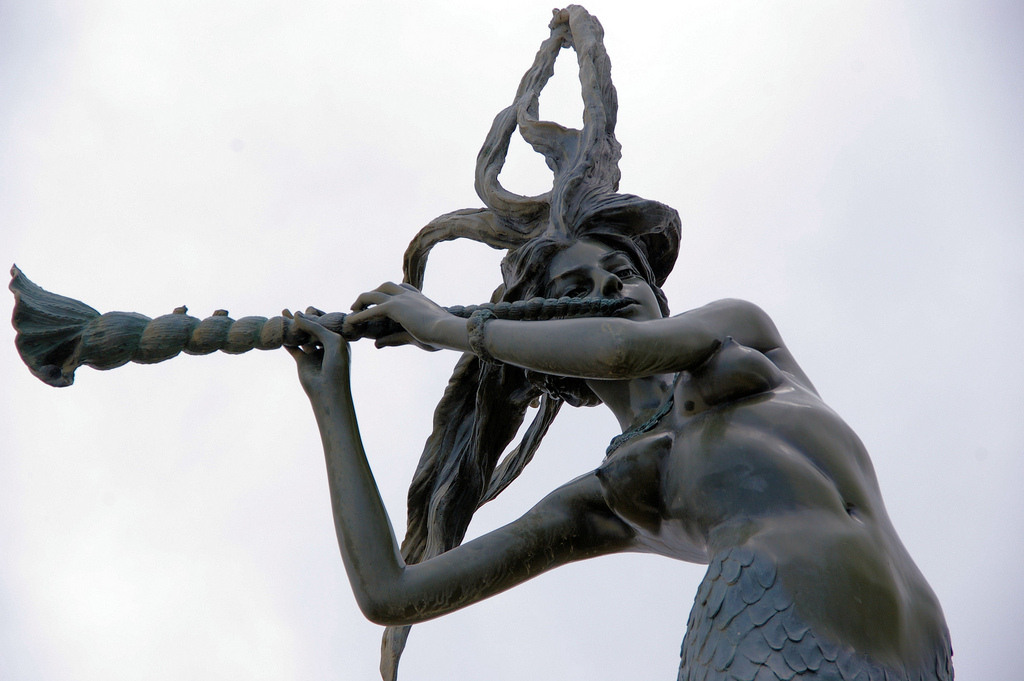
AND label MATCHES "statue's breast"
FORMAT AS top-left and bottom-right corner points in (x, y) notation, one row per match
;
(684, 336), (785, 412)
(596, 432), (672, 536)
